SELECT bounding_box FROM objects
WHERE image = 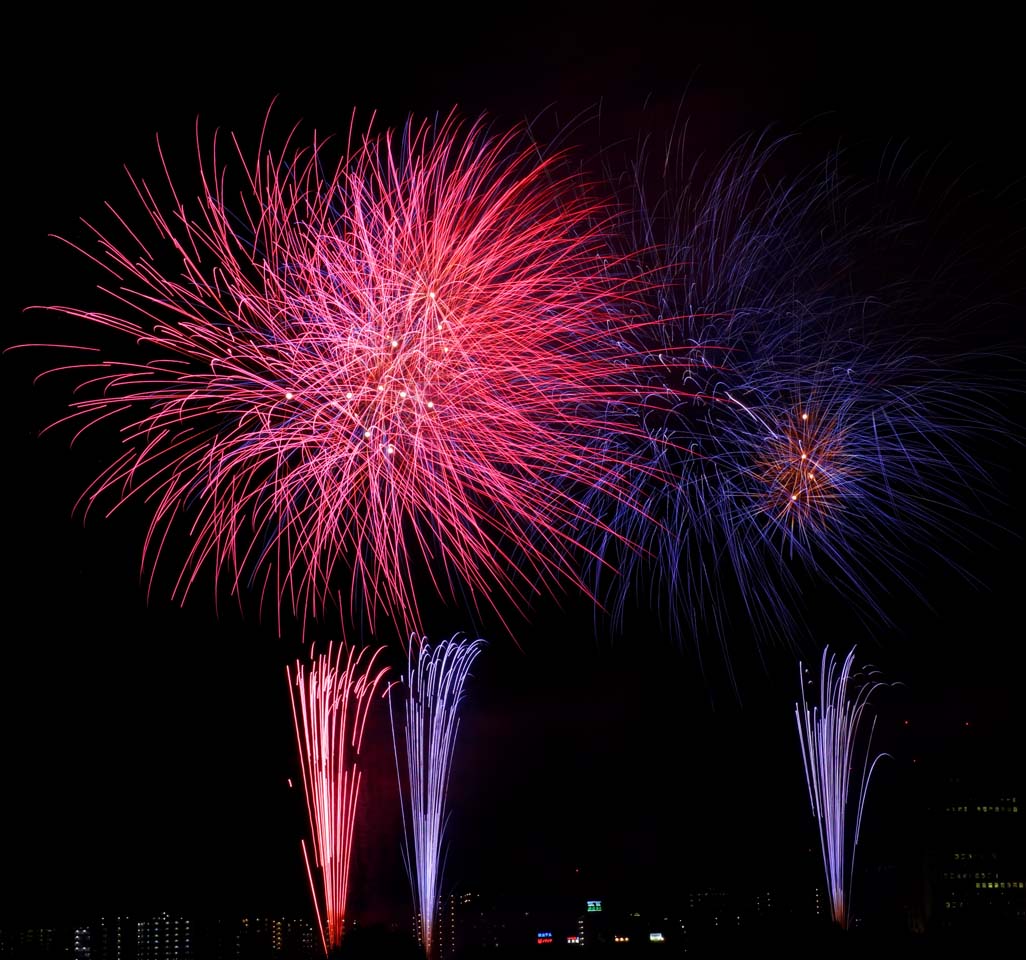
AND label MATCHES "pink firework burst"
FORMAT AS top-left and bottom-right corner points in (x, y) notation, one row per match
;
(30, 110), (653, 634)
